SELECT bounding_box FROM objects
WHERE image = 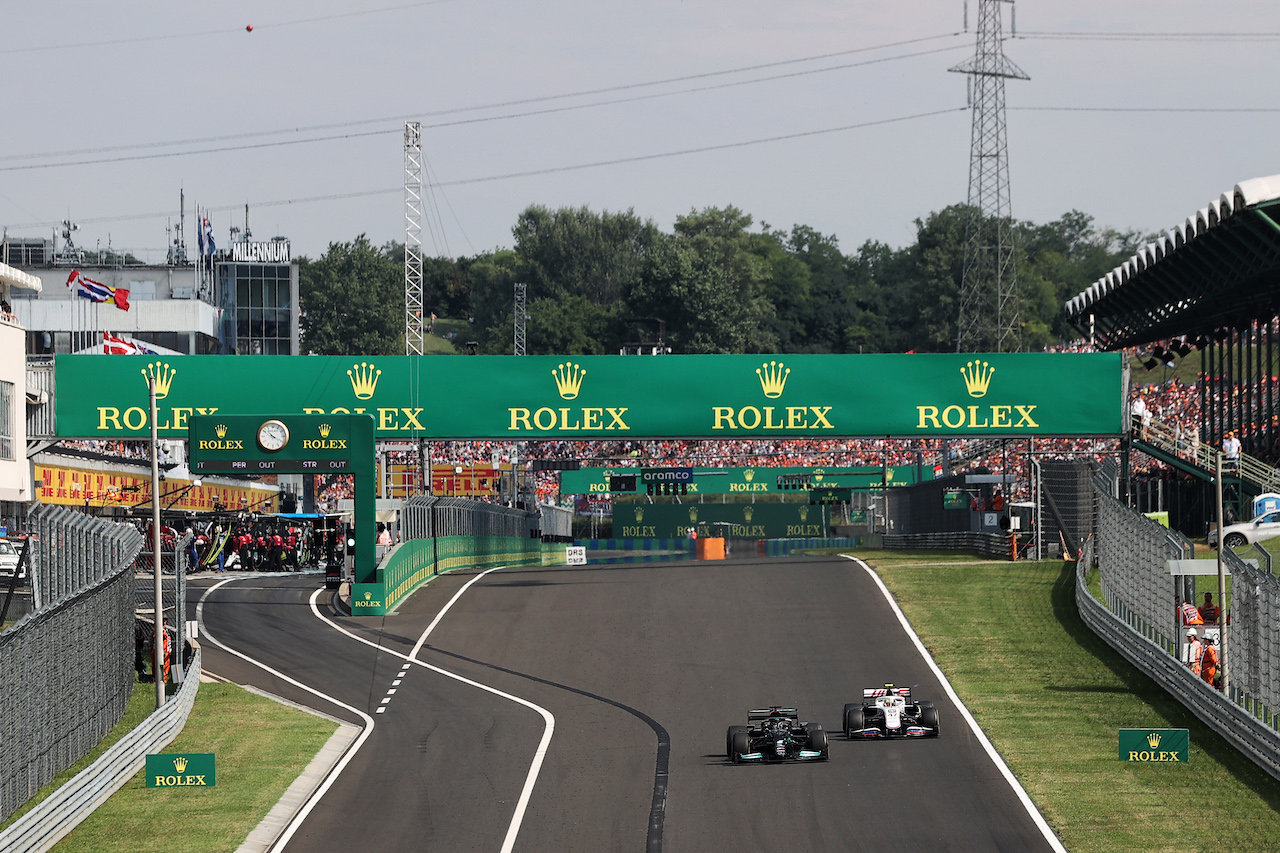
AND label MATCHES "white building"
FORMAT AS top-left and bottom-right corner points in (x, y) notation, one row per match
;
(0, 261), (38, 512)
